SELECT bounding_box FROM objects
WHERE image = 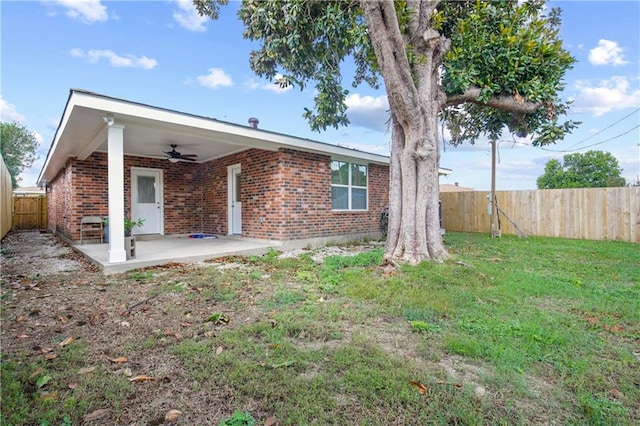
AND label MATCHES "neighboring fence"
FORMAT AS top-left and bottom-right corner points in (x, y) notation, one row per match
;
(12, 194), (47, 230)
(0, 154), (12, 238)
(440, 187), (640, 243)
